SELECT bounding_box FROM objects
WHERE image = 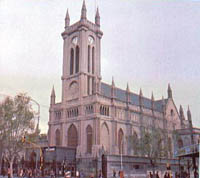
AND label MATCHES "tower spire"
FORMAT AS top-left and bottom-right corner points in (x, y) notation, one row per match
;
(126, 83), (130, 93)
(112, 76), (115, 87)
(50, 86), (56, 105)
(95, 7), (100, 26)
(65, 9), (70, 28)
(139, 88), (143, 96)
(81, 0), (87, 20)
(139, 88), (143, 108)
(167, 83), (172, 98)
(187, 105), (193, 128)
(111, 77), (116, 100)
(151, 92), (154, 101)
